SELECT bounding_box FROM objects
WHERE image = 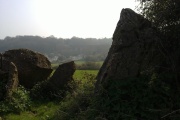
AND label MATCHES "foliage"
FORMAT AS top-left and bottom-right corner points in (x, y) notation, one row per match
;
(85, 74), (180, 120)
(0, 86), (31, 115)
(138, 0), (180, 28)
(53, 71), (180, 120)
(30, 80), (53, 100)
(1, 70), (98, 120)
(3, 101), (60, 120)
(137, 0), (180, 50)
(3, 69), (180, 119)
(31, 70), (98, 101)
(51, 72), (96, 120)
(137, 0), (180, 90)
(0, 73), (8, 101)
(137, 0), (180, 51)
(30, 79), (76, 100)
